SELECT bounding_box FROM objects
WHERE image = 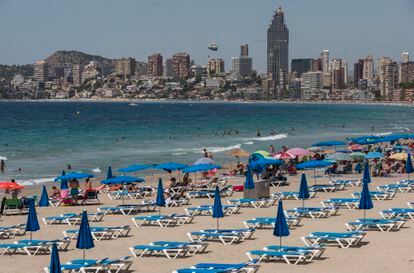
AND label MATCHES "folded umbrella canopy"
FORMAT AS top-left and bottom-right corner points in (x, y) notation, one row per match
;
(156, 178), (166, 215)
(406, 153), (413, 180)
(298, 174), (310, 208)
(38, 185), (49, 207)
(362, 161), (371, 184)
(59, 170), (68, 190)
(26, 199), (40, 241)
(273, 200), (289, 250)
(49, 244), (62, 273)
(359, 180), (373, 219)
(76, 211), (95, 262)
(212, 186), (224, 230)
(106, 166), (114, 180)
